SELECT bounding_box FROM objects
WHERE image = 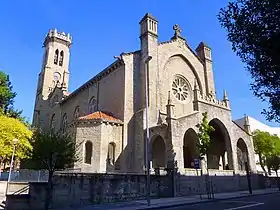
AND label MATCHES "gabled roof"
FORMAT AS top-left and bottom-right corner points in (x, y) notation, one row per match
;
(78, 111), (123, 124)
(158, 39), (204, 65)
